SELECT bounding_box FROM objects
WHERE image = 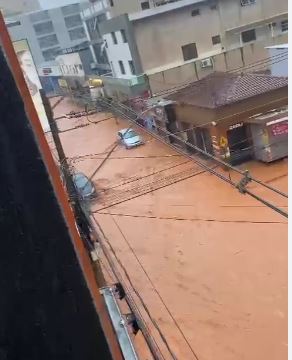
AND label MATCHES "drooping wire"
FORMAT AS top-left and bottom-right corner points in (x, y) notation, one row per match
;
(152, 51), (288, 97)
(102, 98), (288, 198)
(111, 215), (200, 360)
(91, 216), (178, 360)
(96, 97), (288, 218)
